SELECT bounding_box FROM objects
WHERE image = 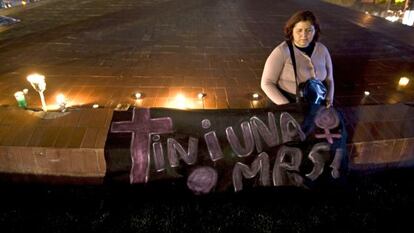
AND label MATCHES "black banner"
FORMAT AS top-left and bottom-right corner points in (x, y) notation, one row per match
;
(105, 105), (347, 194)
